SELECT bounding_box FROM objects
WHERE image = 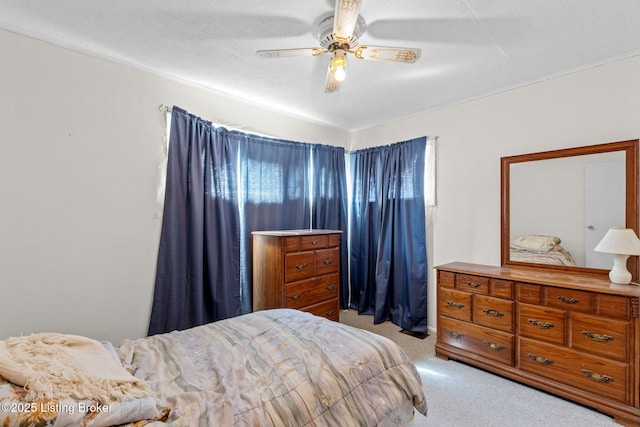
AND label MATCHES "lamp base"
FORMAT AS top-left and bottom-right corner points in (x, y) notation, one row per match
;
(609, 254), (632, 285)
